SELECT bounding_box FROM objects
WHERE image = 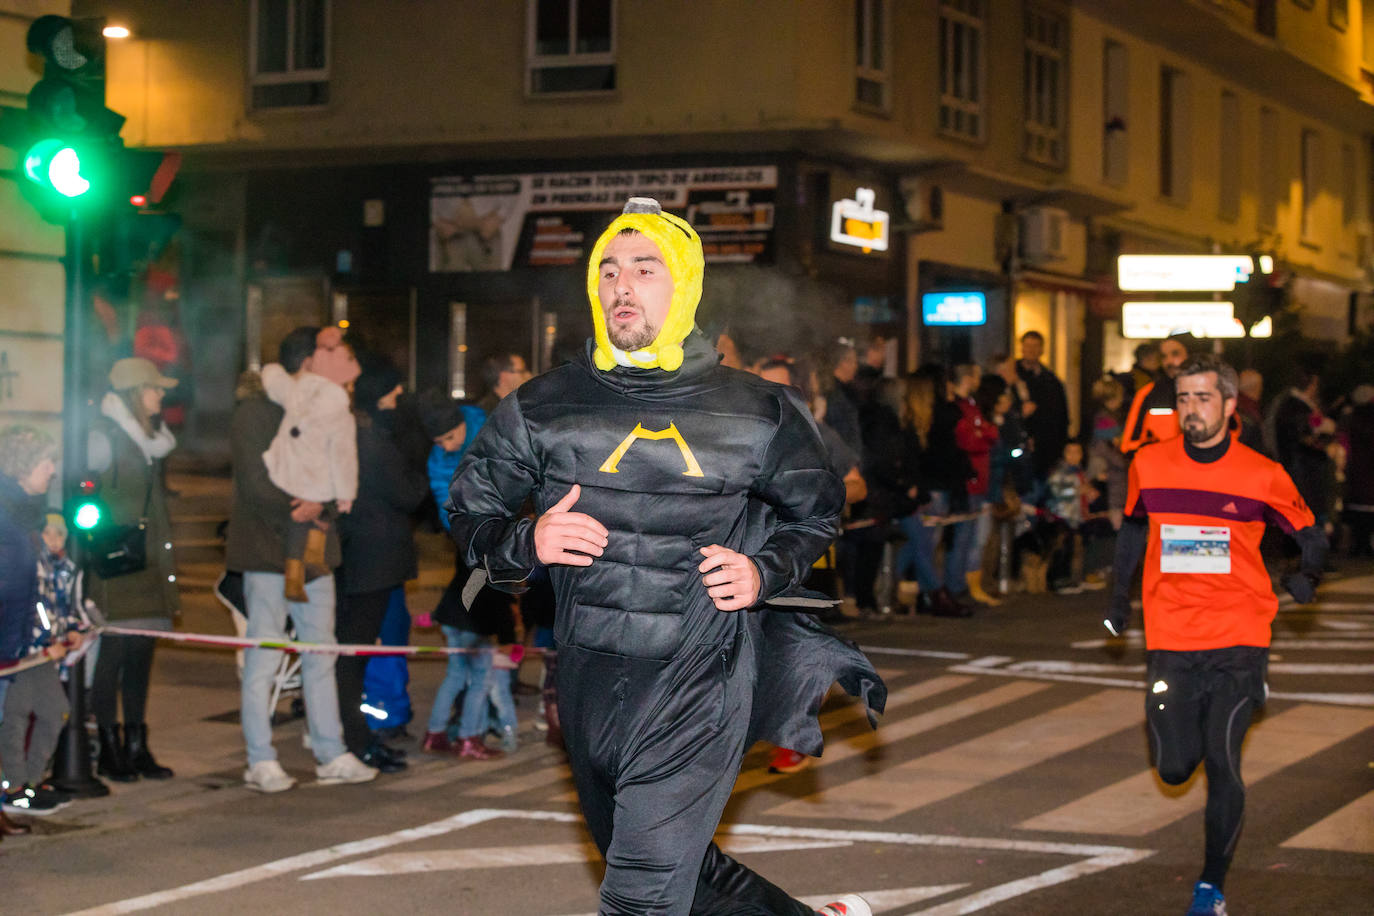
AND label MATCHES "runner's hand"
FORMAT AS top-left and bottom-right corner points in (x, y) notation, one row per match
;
(534, 485), (607, 567)
(1104, 595), (1130, 637)
(698, 545), (761, 612)
(1281, 571), (1317, 604)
